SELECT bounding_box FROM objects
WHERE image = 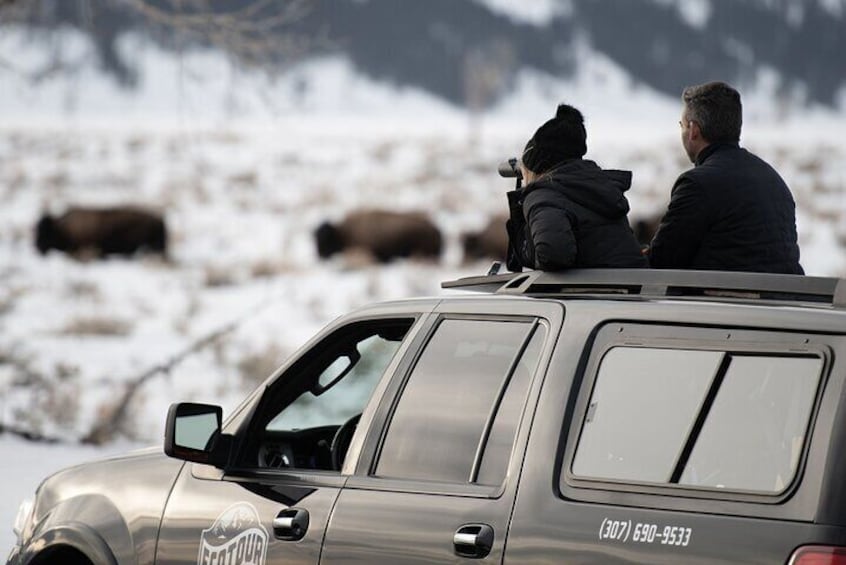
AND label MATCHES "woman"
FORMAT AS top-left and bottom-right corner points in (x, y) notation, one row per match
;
(506, 104), (647, 271)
